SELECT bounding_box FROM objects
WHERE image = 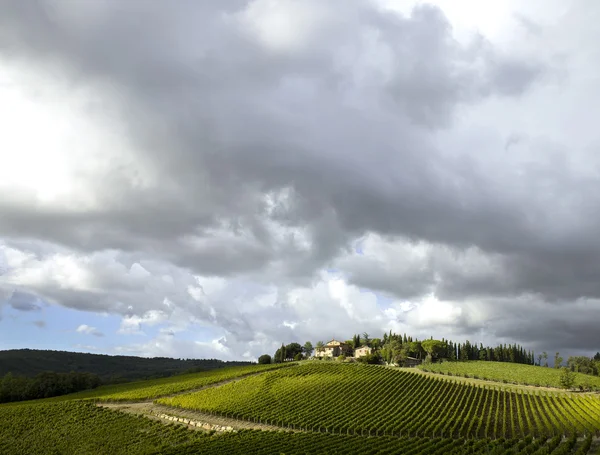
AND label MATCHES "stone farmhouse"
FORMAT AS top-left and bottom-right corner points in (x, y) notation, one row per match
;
(354, 346), (372, 358)
(316, 339), (351, 358)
